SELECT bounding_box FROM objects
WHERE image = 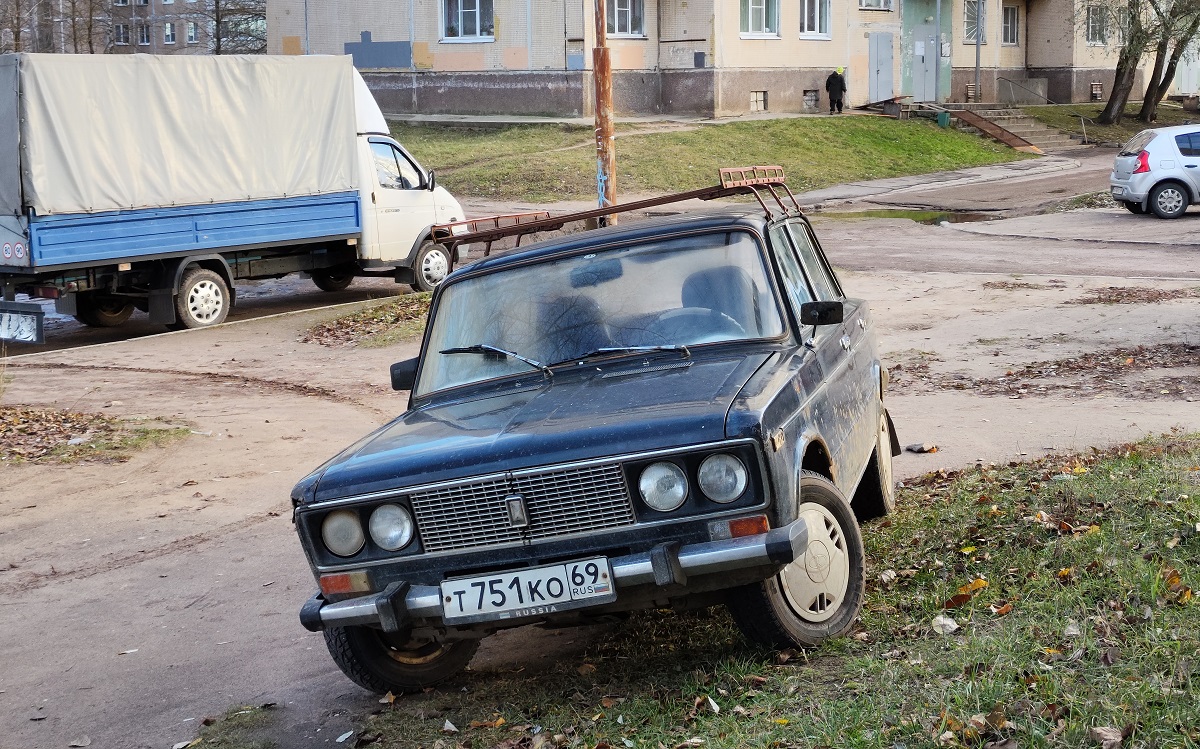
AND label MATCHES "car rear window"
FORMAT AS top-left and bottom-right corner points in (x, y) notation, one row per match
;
(1119, 130), (1156, 156)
